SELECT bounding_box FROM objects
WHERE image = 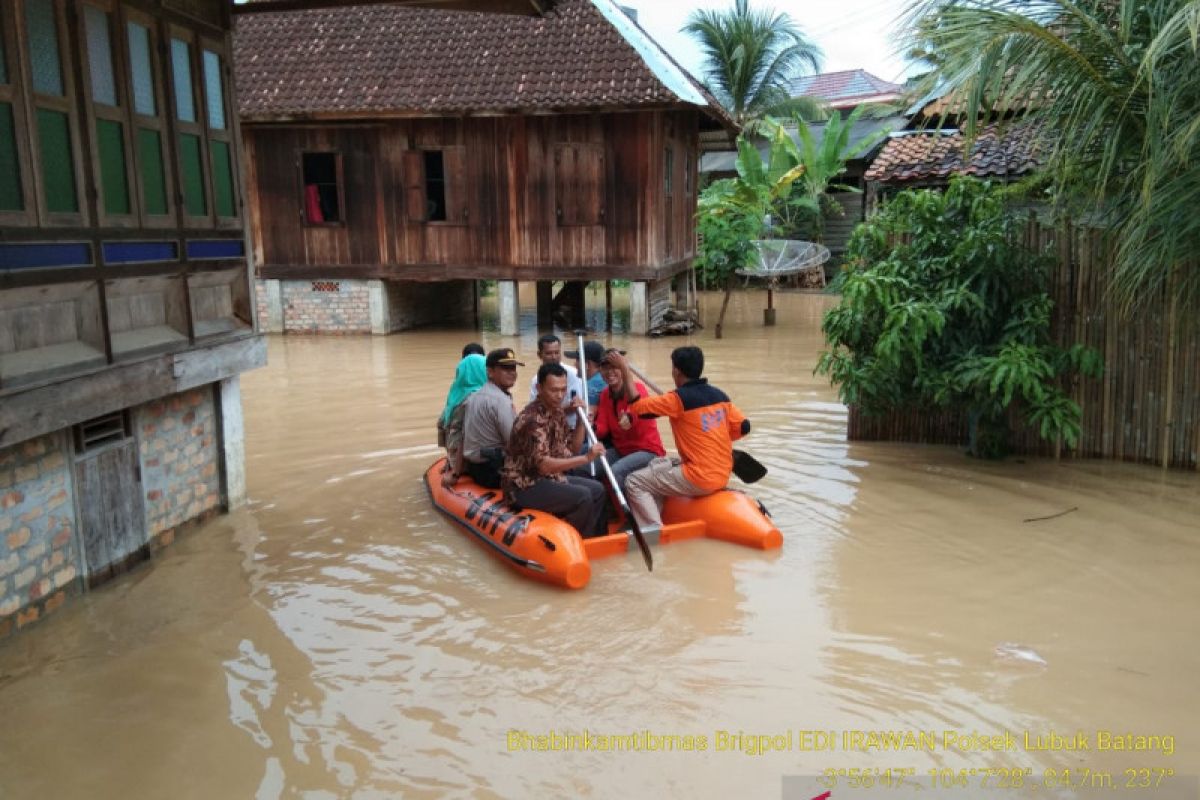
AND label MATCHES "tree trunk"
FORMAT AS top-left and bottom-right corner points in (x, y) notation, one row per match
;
(714, 278), (733, 340)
